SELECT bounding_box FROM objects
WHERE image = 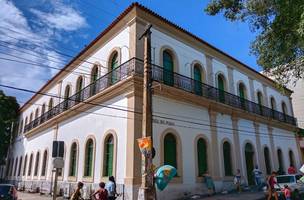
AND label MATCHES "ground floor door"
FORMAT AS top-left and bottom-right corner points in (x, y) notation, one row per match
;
(245, 143), (255, 185)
